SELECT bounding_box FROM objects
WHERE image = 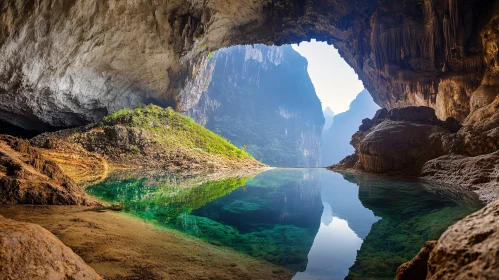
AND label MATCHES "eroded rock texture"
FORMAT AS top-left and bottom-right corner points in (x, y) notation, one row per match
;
(330, 104), (498, 201)
(1, 0), (498, 129)
(0, 215), (101, 280)
(0, 135), (97, 205)
(397, 200), (499, 280)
